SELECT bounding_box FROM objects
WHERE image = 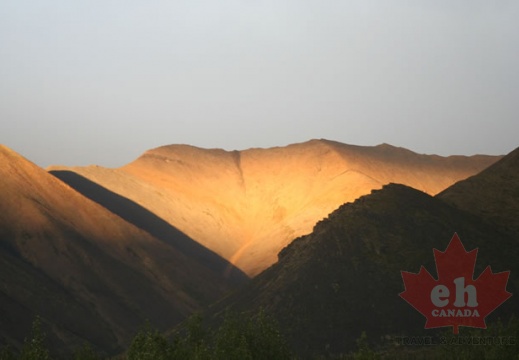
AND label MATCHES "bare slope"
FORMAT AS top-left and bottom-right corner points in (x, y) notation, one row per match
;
(0, 145), (245, 356)
(50, 139), (499, 276)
